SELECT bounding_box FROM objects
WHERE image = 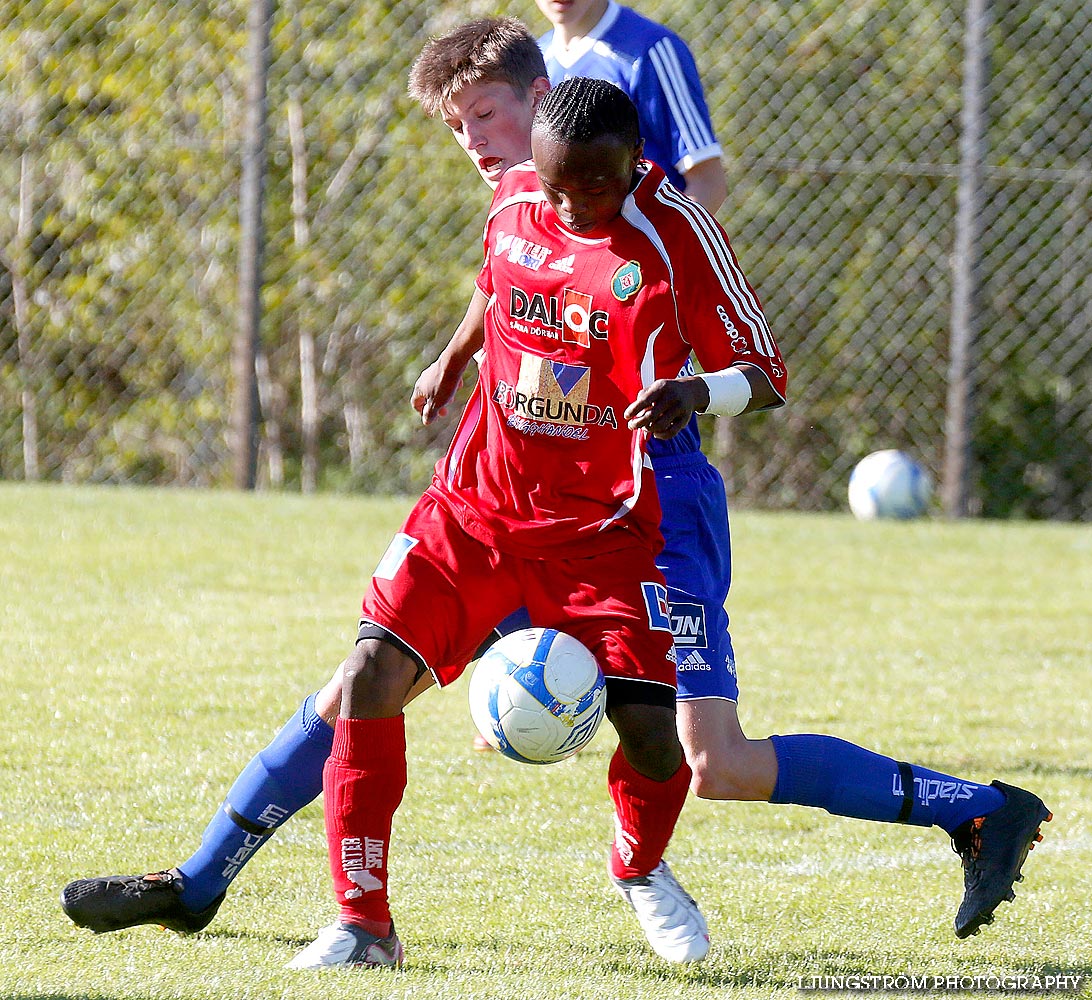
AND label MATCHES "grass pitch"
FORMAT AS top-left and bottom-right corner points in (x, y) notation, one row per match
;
(1, 483), (1089, 1000)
